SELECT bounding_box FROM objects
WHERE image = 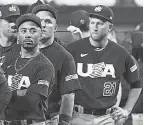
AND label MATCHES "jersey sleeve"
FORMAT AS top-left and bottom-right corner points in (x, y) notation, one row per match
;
(123, 54), (141, 84)
(66, 44), (74, 56)
(60, 53), (81, 95)
(26, 63), (55, 99)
